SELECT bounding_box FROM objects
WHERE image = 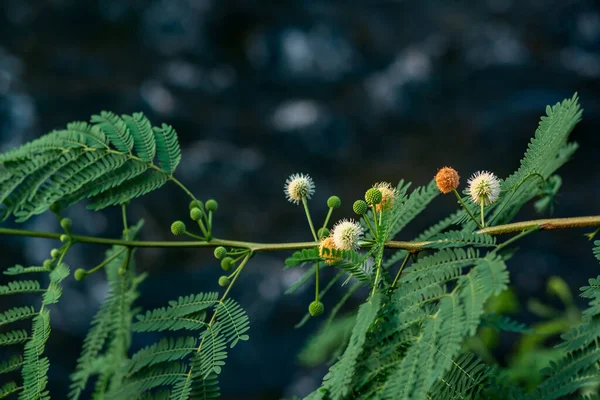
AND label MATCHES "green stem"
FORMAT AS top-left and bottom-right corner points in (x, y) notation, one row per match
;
(1, 215), (600, 253)
(183, 231), (206, 241)
(121, 204), (129, 240)
(391, 252), (411, 289)
(371, 257), (382, 299)
(315, 262), (320, 301)
(319, 208), (334, 239)
(168, 175), (197, 202)
(481, 199), (485, 228)
(494, 226), (540, 253)
(372, 207), (379, 238)
(302, 197), (318, 241)
(488, 172), (545, 226)
(87, 247), (128, 274)
(453, 190), (483, 229)
(363, 217), (376, 238)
